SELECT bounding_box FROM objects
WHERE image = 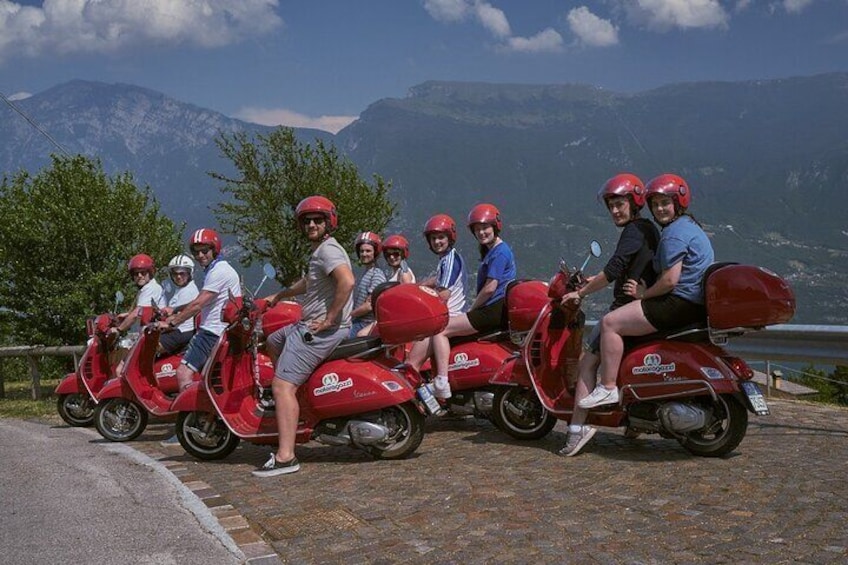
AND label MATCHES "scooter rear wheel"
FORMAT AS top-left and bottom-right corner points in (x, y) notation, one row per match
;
(176, 411), (240, 461)
(680, 394), (748, 457)
(57, 393), (95, 427)
(366, 402), (425, 460)
(492, 386), (557, 440)
(94, 398), (148, 442)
